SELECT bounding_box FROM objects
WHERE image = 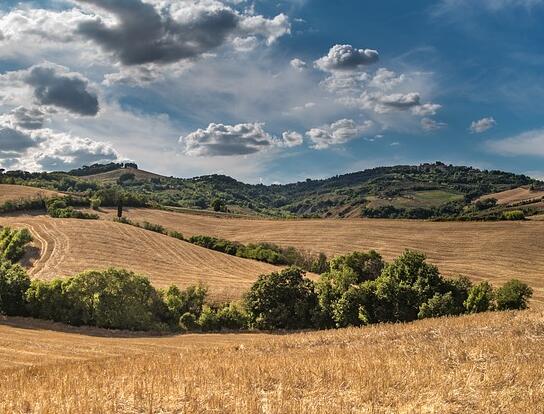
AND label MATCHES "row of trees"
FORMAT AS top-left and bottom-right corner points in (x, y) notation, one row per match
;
(0, 227), (533, 332)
